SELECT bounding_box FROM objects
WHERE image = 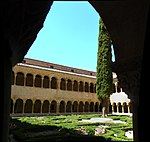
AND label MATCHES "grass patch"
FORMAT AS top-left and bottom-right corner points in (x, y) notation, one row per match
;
(9, 114), (133, 141)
